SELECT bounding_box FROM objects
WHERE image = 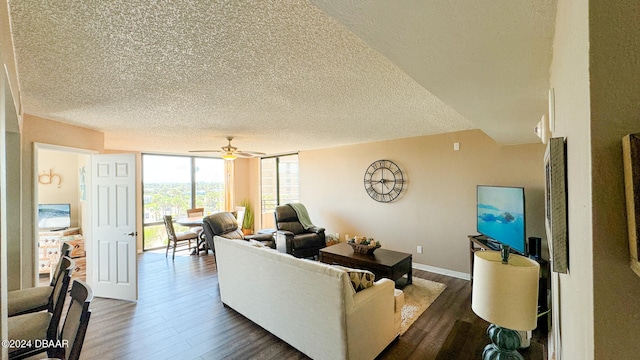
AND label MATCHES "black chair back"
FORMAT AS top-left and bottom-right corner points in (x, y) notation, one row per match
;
(48, 256), (74, 339)
(202, 212), (244, 251)
(51, 279), (93, 360)
(274, 205), (305, 235)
